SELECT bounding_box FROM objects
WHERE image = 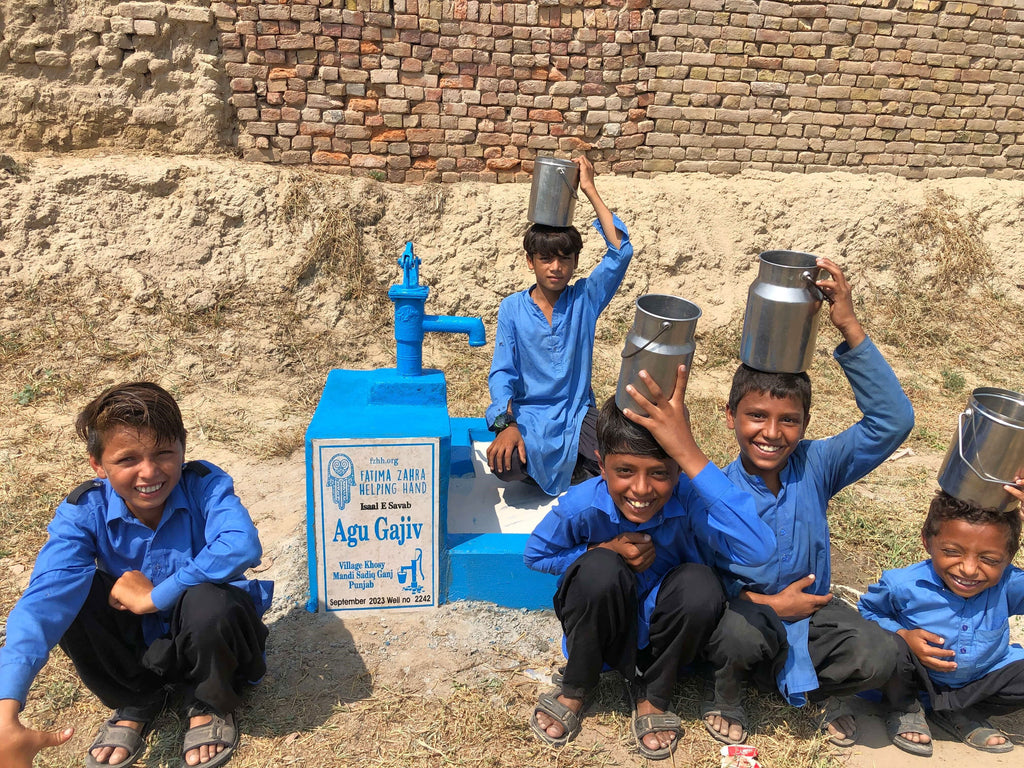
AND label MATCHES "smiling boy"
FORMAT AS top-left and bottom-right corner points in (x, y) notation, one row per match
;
(0, 383), (272, 768)
(524, 368), (774, 760)
(860, 490), (1024, 757)
(699, 258), (915, 746)
(486, 155), (632, 496)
